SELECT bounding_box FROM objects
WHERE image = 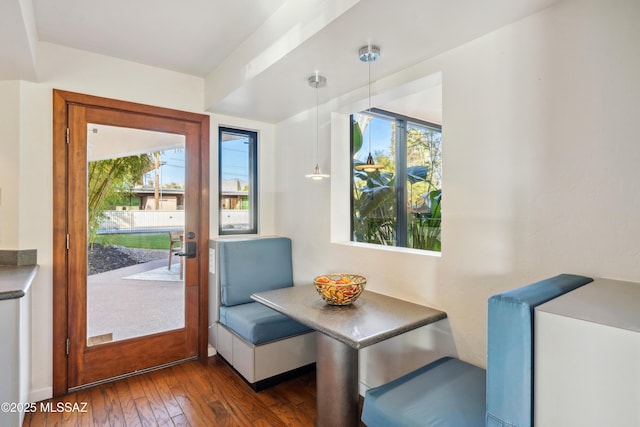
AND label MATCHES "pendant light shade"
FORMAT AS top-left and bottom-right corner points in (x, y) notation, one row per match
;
(360, 153), (381, 173)
(305, 72), (330, 180)
(355, 45), (384, 172)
